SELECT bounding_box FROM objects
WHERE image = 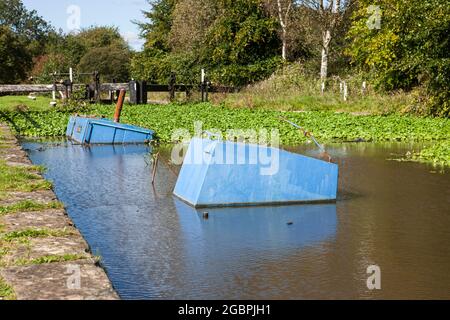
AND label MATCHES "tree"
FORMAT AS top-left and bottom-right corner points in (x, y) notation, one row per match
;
(75, 26), (128, 51)
(78, 46), (131, 82)
(203, 0), (282, 85)
(348, 0), (450, 116)
(277, 0), (293, 60)
(0, 0), (53, 57)
(33, 26), (131, 82)
(169, 0), (218, 53)
(0, 26), (32, 83)
(133, 0), (282, 86)
(206, 0), (280, 65)
(263, 0), (294, 60)
(138, 0), (178, 51)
